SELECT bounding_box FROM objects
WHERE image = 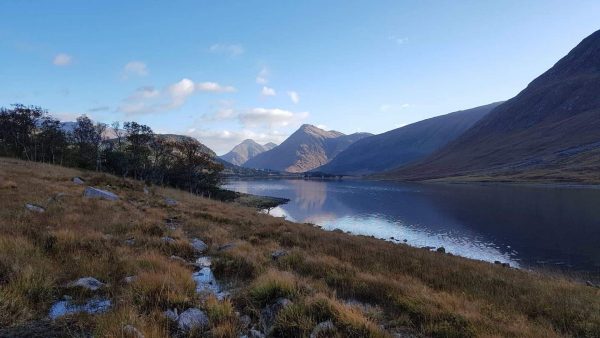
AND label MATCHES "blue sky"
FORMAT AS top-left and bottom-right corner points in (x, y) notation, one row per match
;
(1, 1), (599, 154)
